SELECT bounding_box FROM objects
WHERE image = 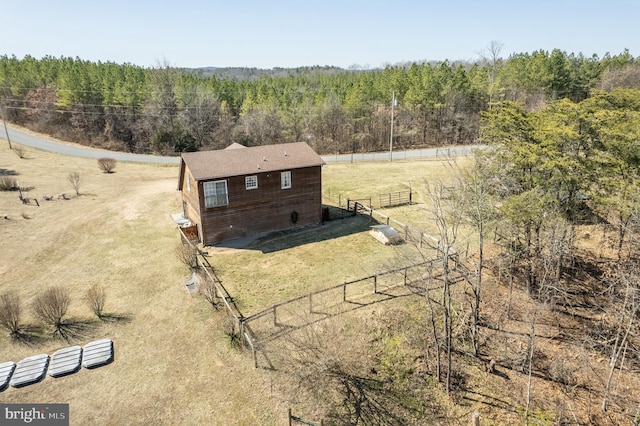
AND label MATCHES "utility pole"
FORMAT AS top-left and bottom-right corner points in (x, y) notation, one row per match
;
(0, 99), (12, 149)
(389, 91), (396, 161)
